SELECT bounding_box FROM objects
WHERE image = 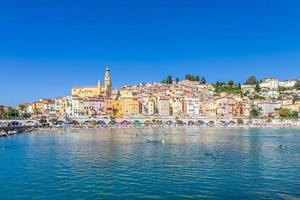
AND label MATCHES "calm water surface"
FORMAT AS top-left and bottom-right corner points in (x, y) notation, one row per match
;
(0, 128), (300, 200)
